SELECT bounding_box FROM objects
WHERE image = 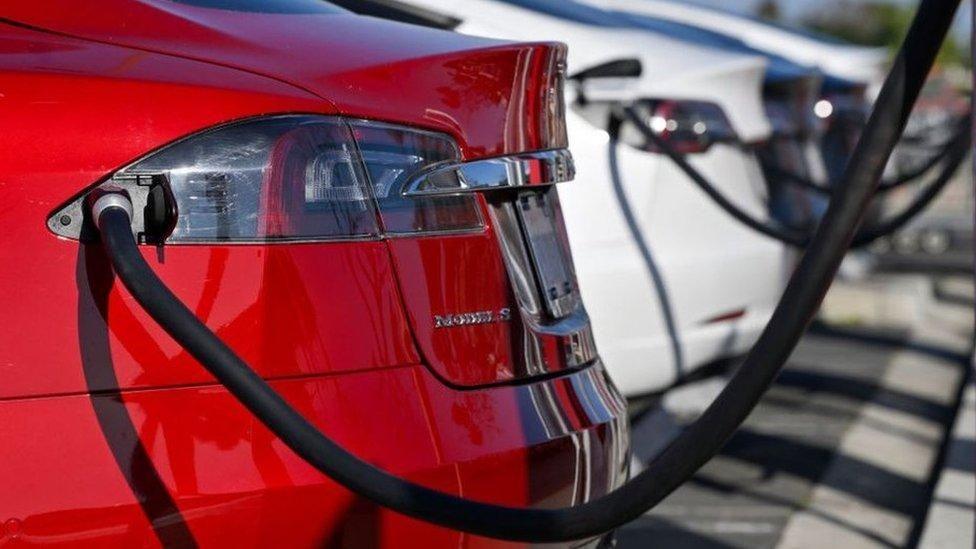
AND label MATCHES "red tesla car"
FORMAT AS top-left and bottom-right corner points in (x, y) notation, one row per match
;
(0, 0), (628, 546)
